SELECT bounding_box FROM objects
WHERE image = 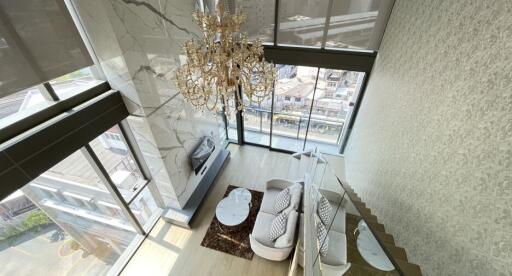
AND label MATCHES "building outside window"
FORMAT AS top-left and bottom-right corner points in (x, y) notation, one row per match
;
(49, 67), (104, 100)
(0, 85), (54, 129)
(0, 124), (160, 275)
